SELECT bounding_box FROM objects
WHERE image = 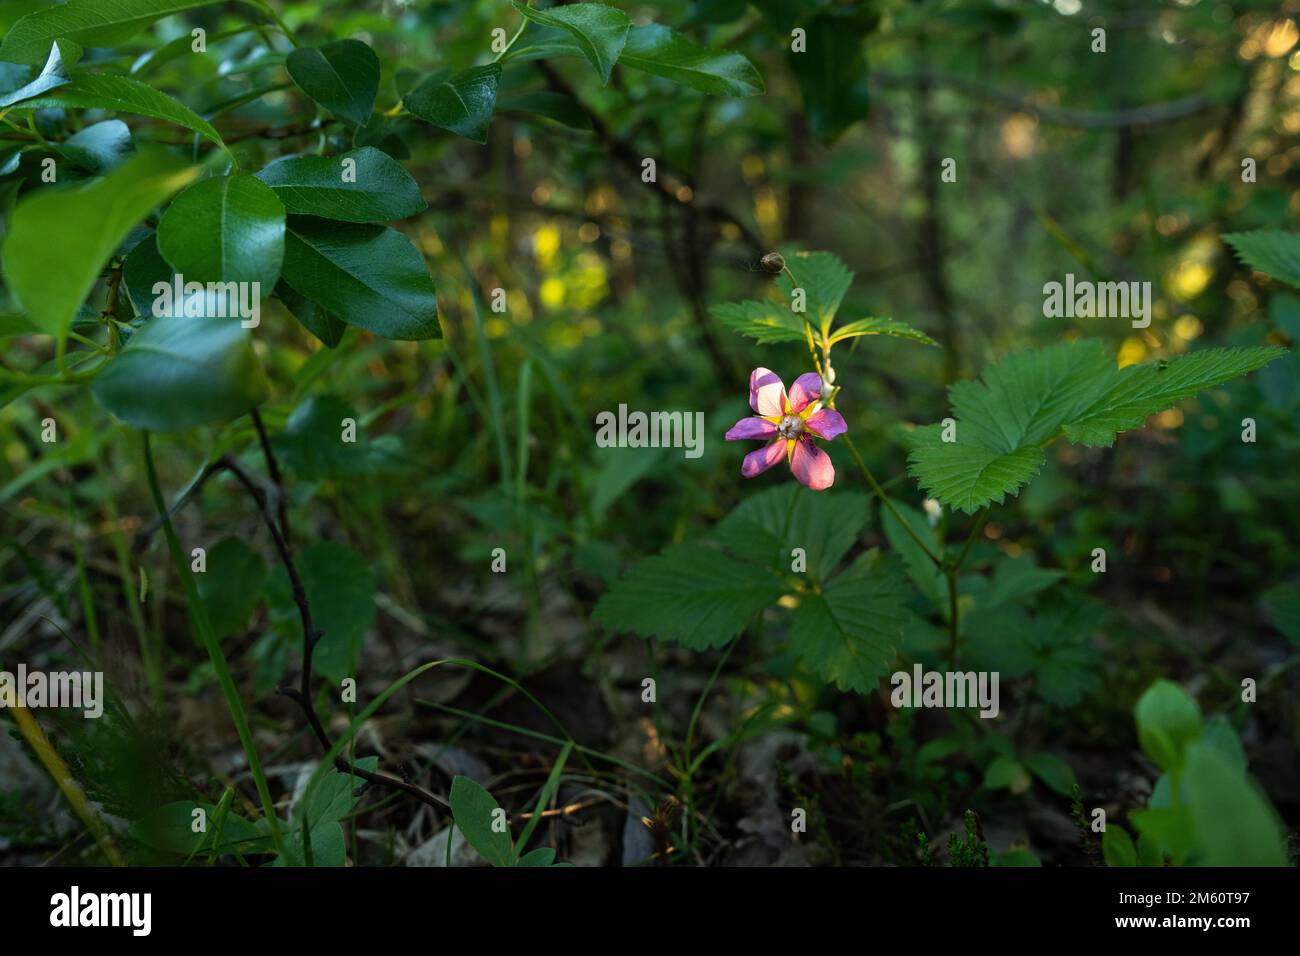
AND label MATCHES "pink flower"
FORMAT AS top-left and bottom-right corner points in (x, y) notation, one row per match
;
(725, 368), (847, 491)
